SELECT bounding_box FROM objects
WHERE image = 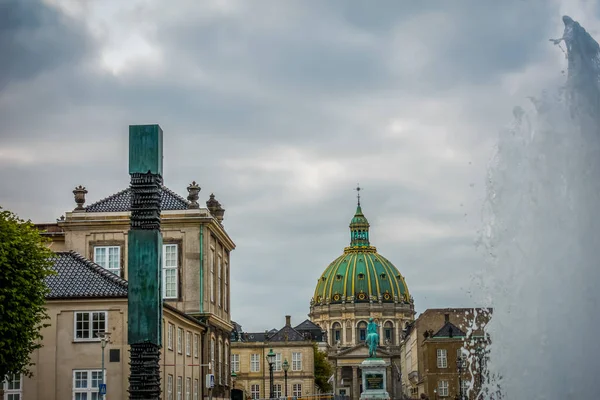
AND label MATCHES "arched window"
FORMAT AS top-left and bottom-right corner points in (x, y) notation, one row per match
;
(331, 322), (342, 344)
(384, 321), (394, 344)
(357, 321), (367, 342)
